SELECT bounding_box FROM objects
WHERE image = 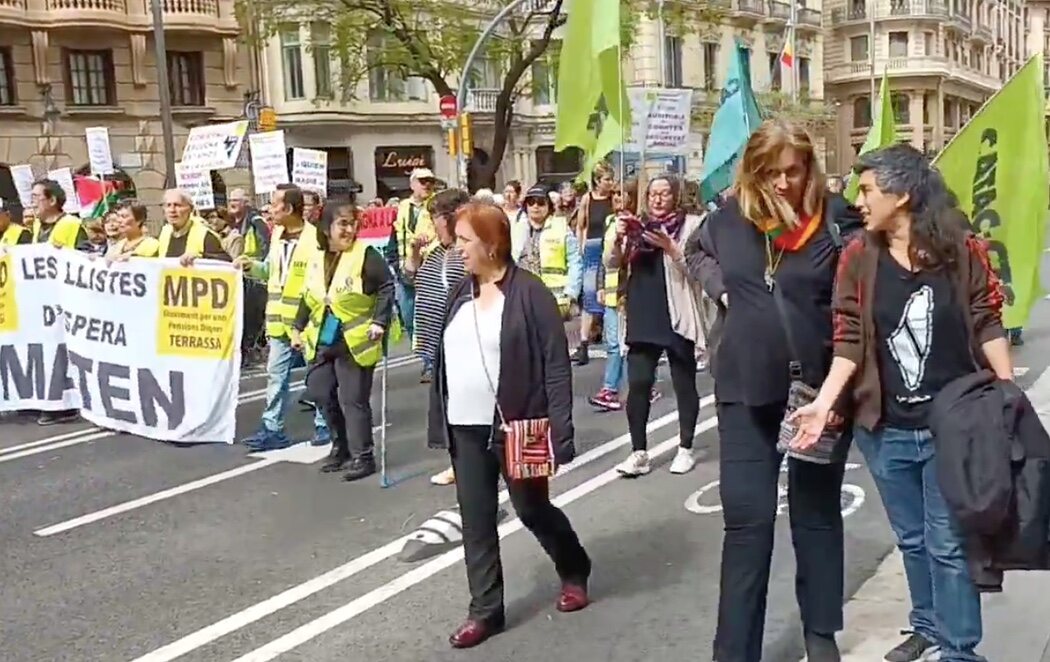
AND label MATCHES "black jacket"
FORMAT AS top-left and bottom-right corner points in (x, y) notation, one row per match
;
(427, 264), (575, 464)
(929, 370), (1050, 592)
